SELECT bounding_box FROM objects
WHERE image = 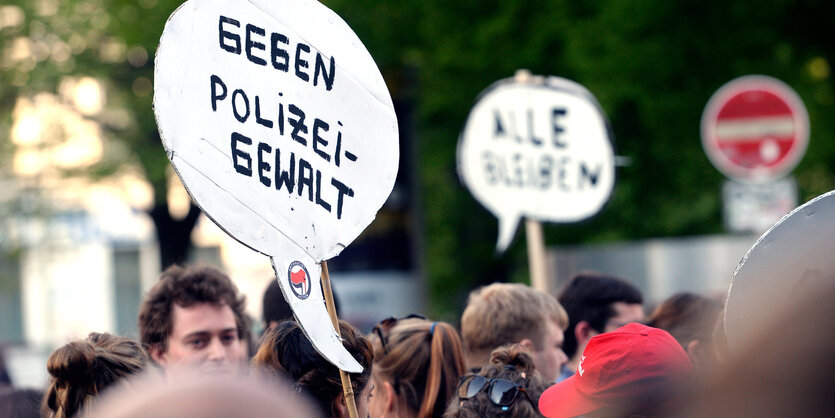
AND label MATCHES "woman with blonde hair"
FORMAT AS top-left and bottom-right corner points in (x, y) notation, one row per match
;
(368, 315), (467, 418)
(42, 332), (149, 418)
